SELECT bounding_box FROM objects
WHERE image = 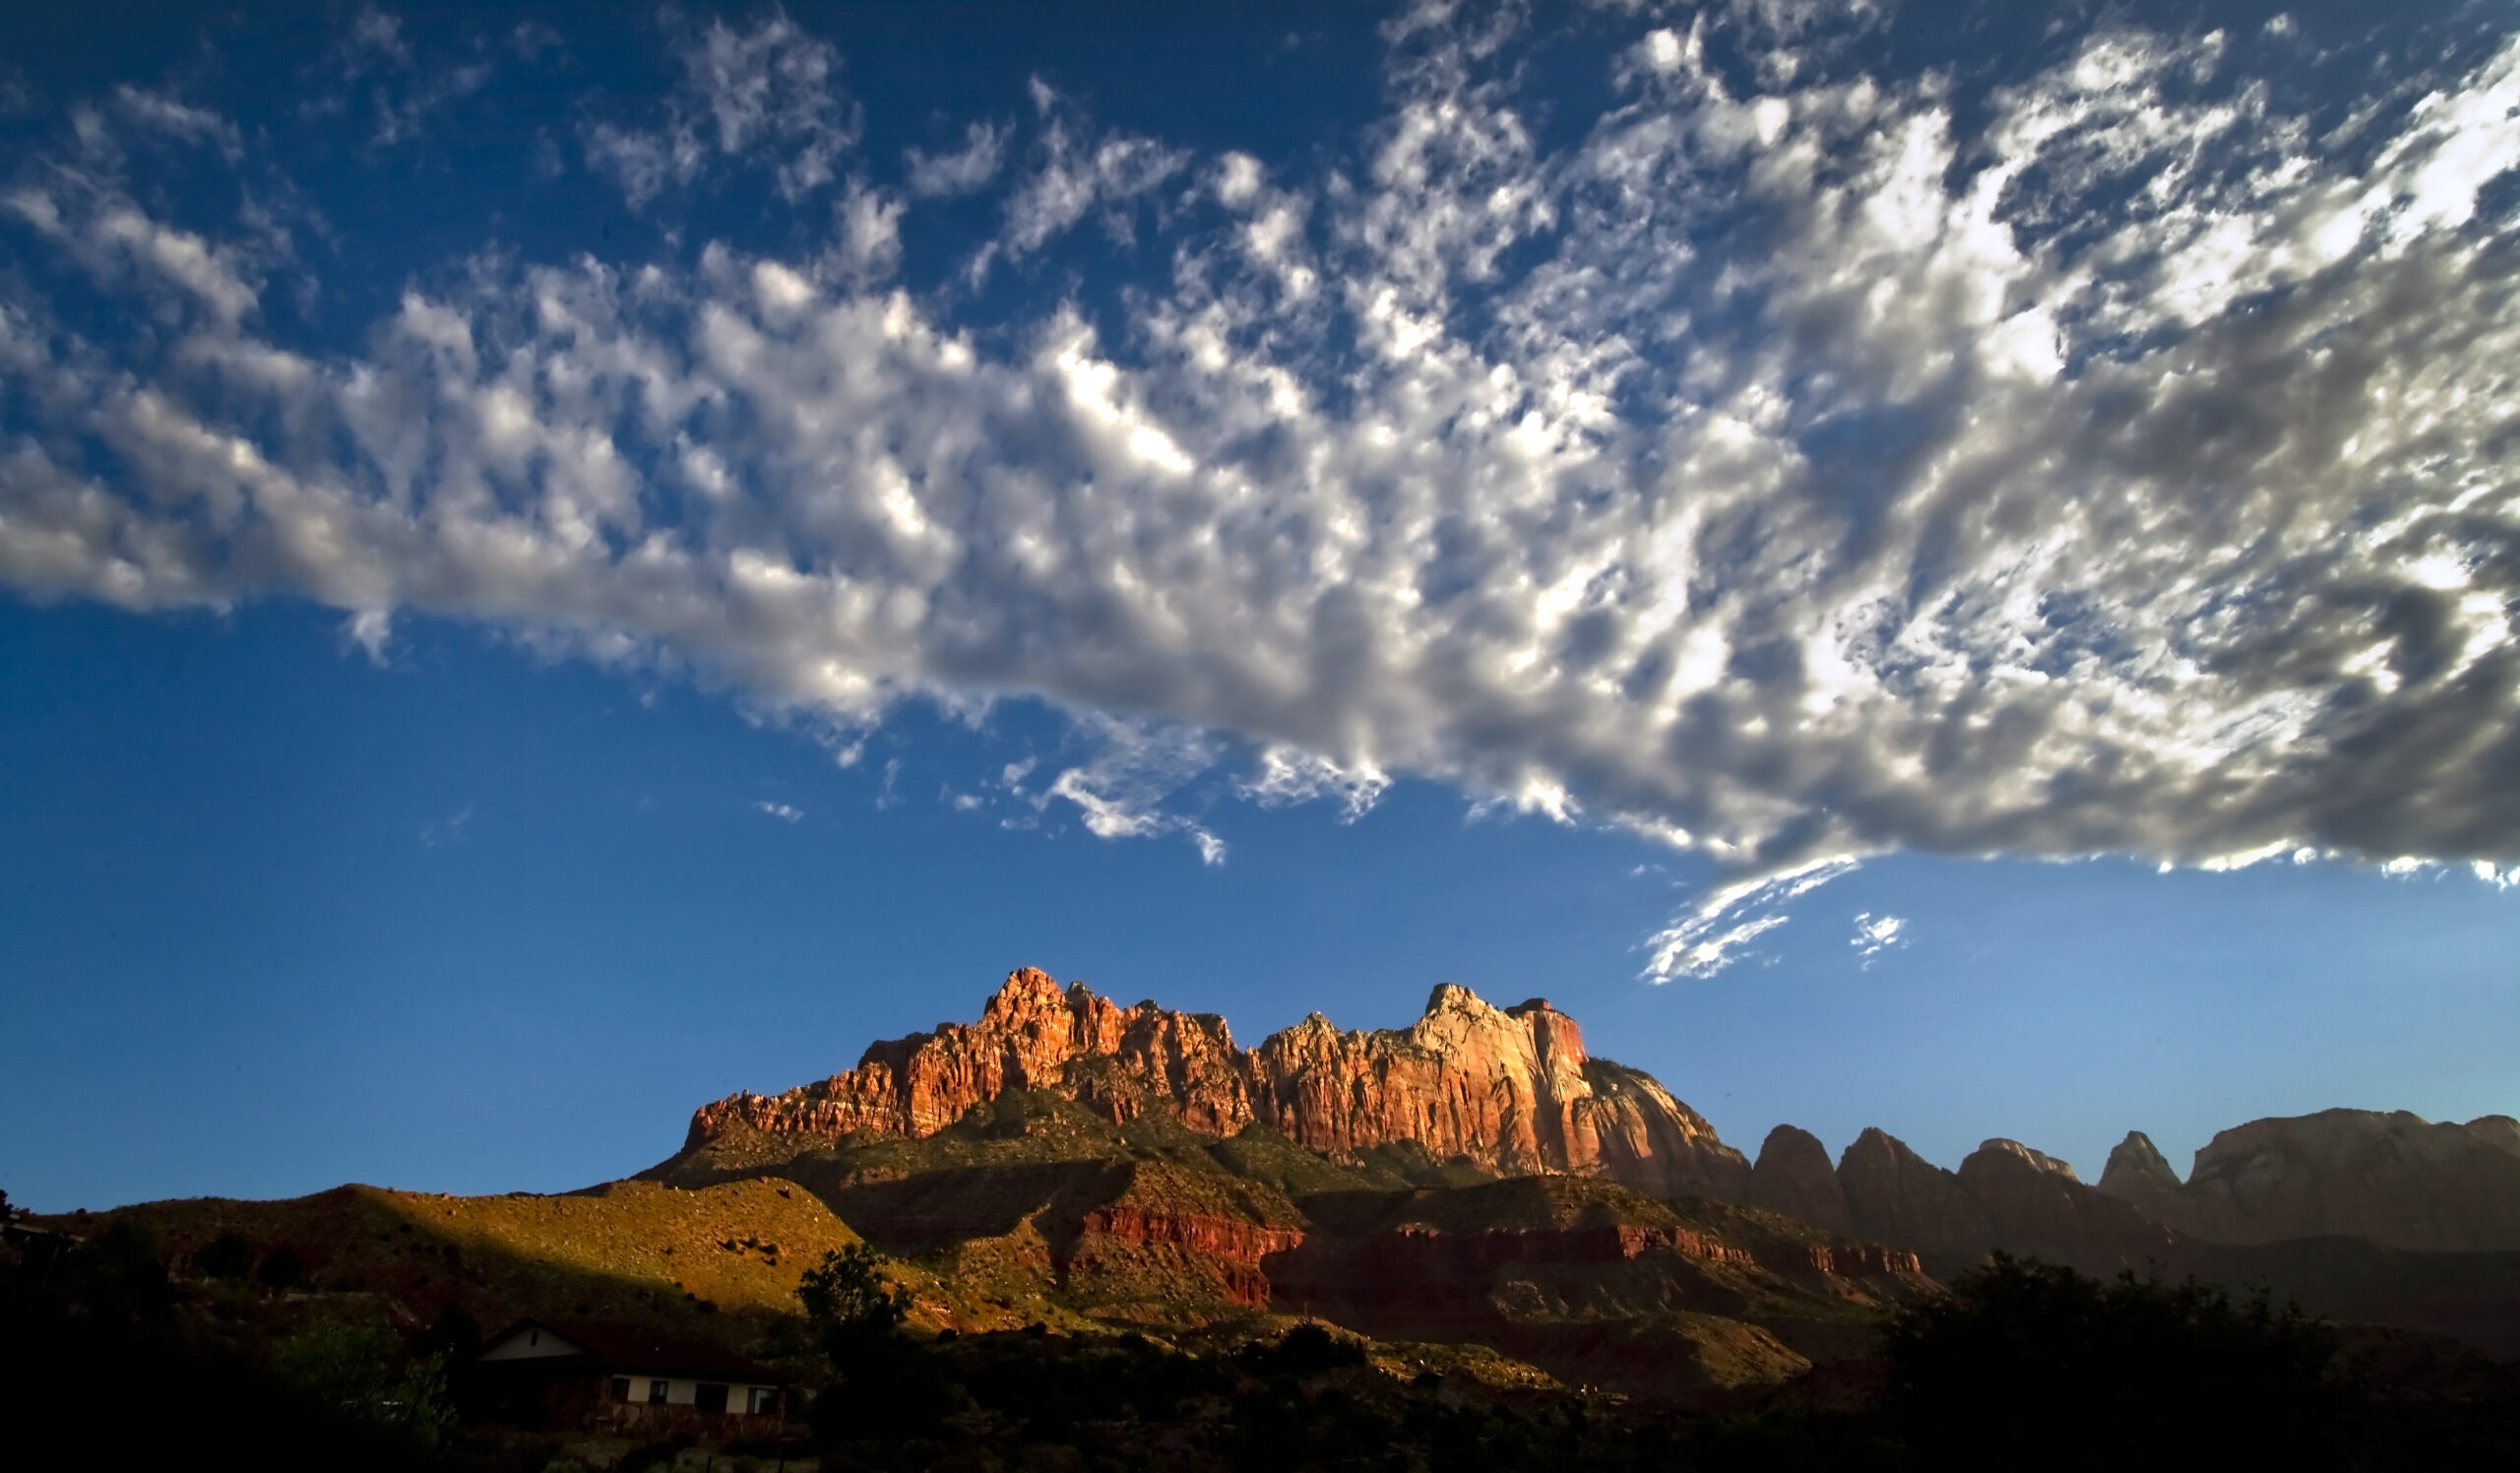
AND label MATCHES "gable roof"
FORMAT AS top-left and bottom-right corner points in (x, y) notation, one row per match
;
(479, 1318), (783, 1382)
